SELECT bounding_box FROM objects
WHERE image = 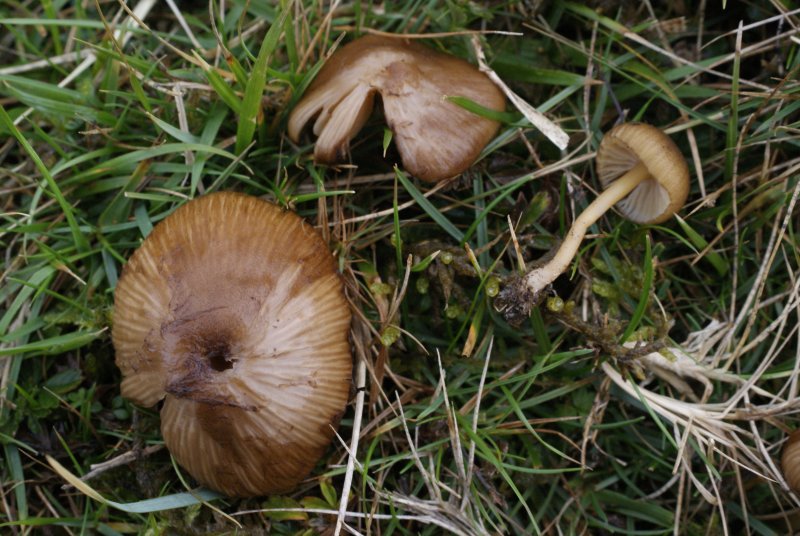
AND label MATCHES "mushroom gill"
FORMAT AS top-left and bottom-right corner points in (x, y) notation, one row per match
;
(288, 35), (506, 182)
